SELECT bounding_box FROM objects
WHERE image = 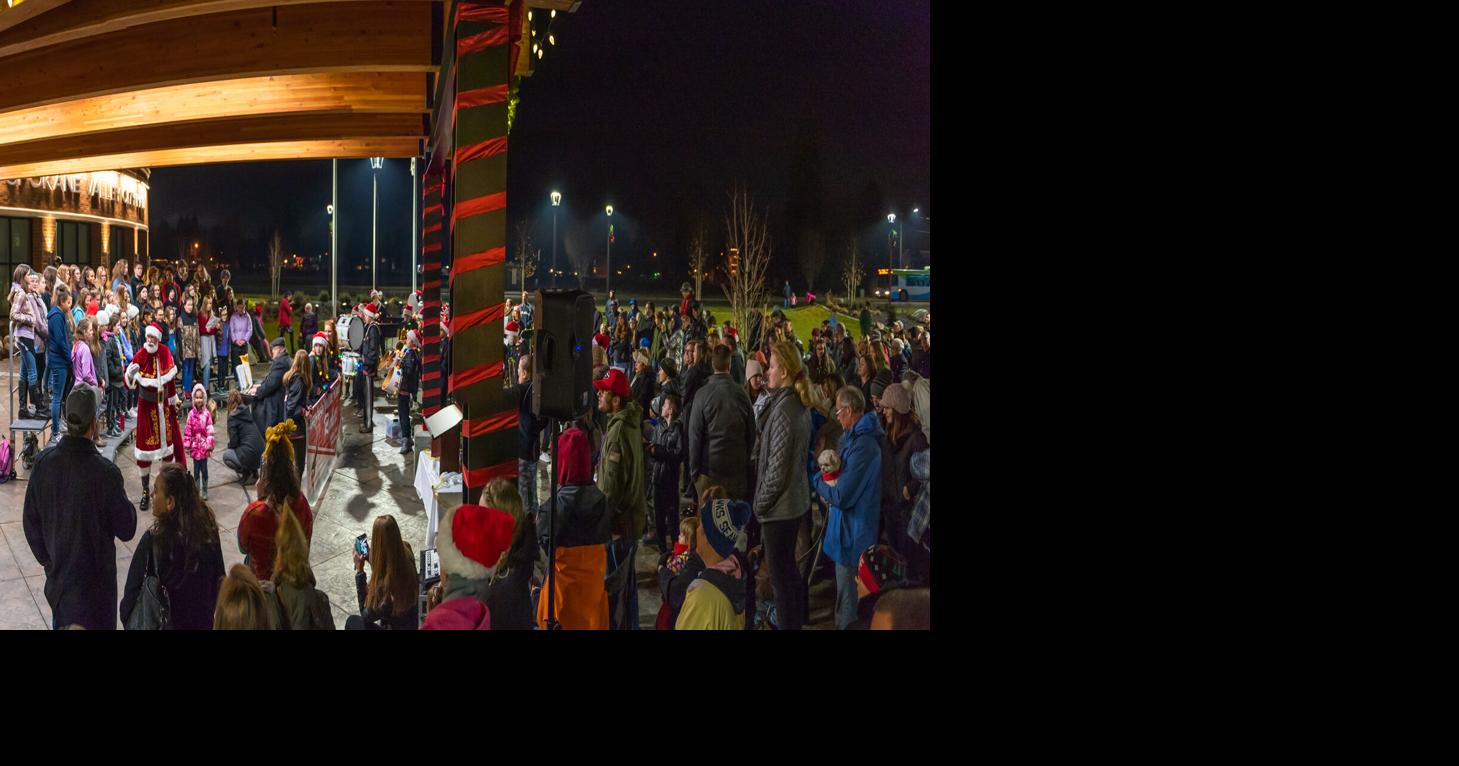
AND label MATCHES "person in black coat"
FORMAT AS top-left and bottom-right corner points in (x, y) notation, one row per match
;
(646, 392), (687, 552)
(347, 515), (420, 630)
(629, 350), (654, 421)
(248, 339), (291, 439)
(23, 387), (138, 630)
(222, 390), (263, 482)
(396, 330), (421, 454)
(120, 463), (225, 630)
(358, 306), (383, 432)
